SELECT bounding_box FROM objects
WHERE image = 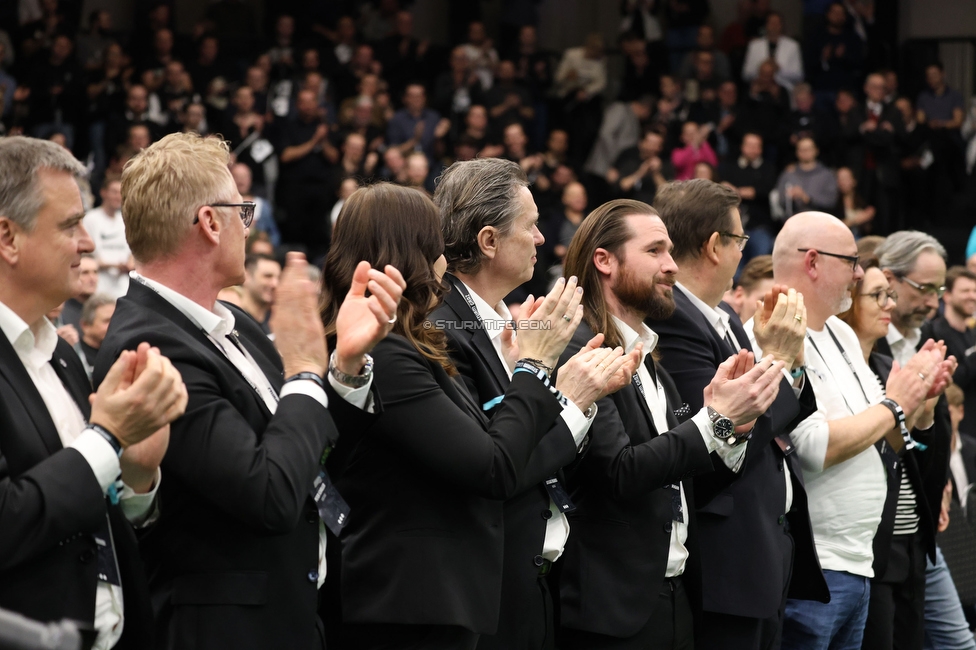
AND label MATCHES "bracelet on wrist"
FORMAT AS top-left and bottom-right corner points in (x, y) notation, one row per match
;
(88, 423), (123, 458)
(519, 358), (554, 376)
(284, 371), (325, 389)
